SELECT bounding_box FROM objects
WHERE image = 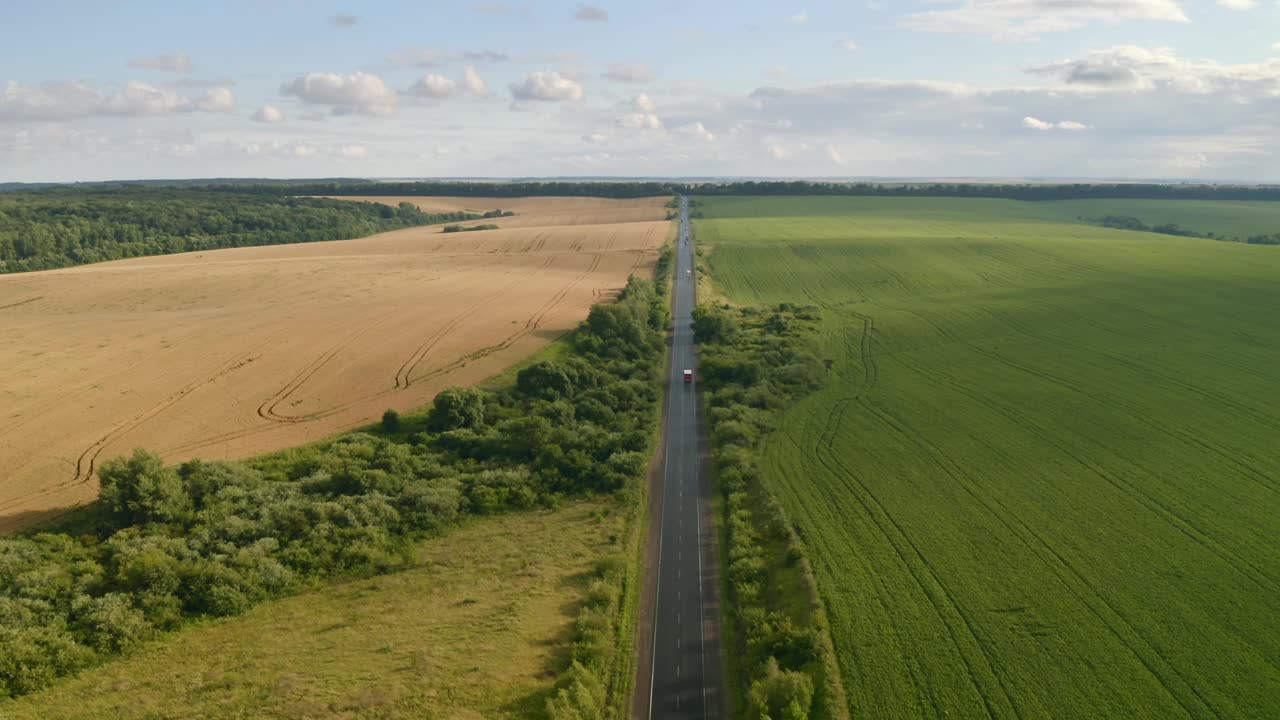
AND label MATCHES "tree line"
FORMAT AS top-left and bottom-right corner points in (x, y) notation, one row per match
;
(1088, 215), (1280, 245)
(0, 273), (667, 701)
(194, 179), (1280, 202)
(693, 303), (849, 720)
(0, 187), (484, 274)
